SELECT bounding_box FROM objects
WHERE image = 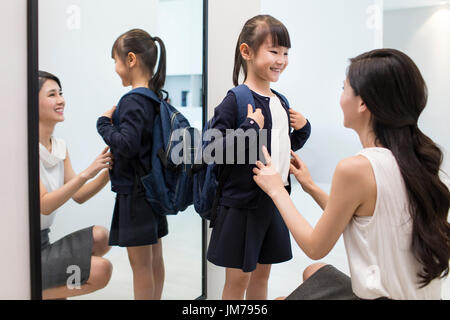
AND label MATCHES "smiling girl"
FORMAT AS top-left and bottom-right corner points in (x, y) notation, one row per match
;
(206, 15), (311, 300)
